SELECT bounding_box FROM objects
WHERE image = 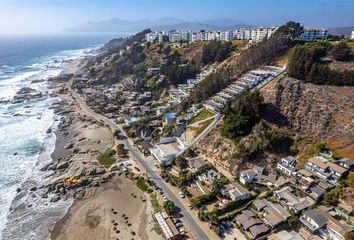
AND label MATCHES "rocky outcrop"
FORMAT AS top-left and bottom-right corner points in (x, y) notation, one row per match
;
(261, 77), (354, 157)
(11, 87), (44, 104)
